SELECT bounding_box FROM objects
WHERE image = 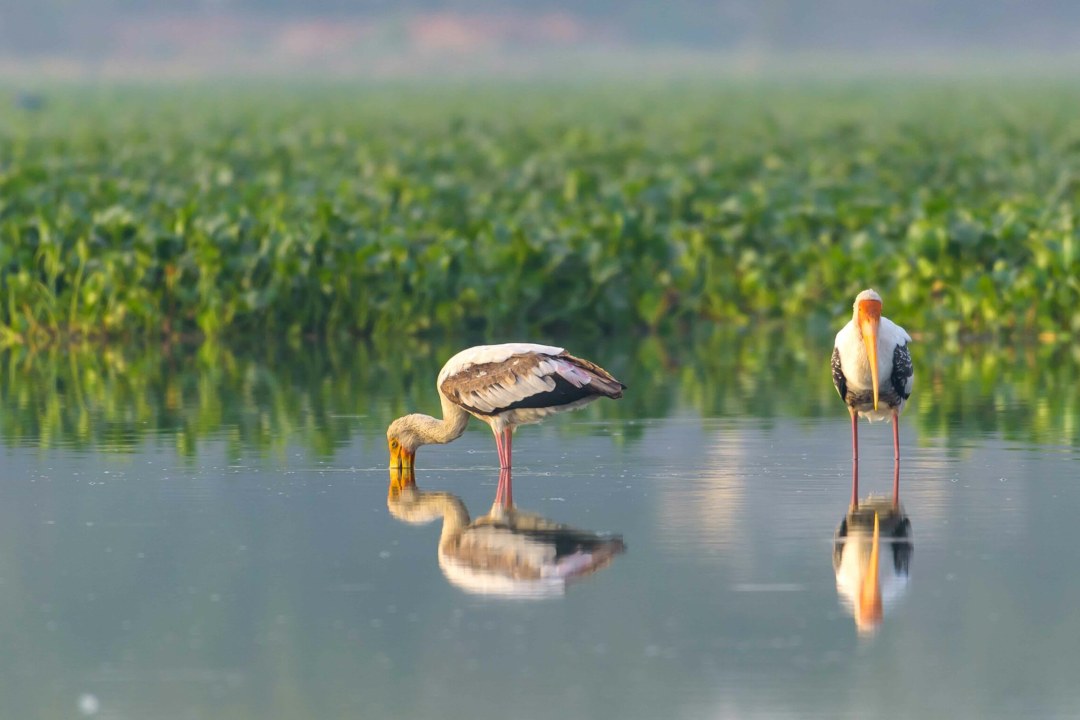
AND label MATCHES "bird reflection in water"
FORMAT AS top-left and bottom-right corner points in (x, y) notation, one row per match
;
(387, 467), (625, 599)
(833, 490), (913, 635)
